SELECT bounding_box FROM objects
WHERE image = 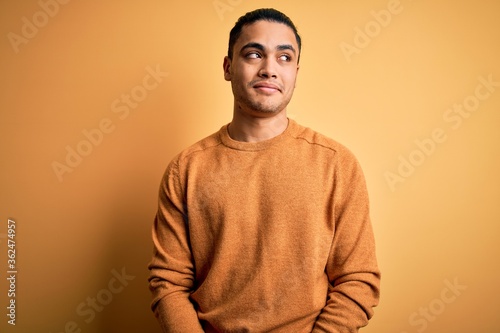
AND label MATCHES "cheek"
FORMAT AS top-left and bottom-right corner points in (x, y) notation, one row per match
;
(232, 67), (249, 85)
(283, 71), (298, 89)
(235, 62), (252, 74)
